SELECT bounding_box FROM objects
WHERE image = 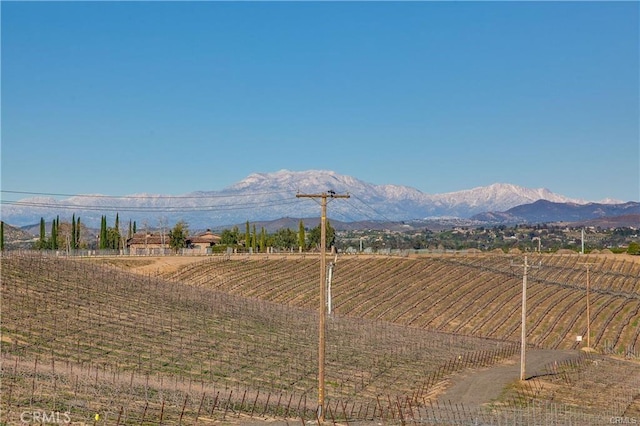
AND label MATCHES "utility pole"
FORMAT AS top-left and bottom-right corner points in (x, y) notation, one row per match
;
(579, 262), (595, 349)
(296, 190), (349, 421)
(511, 255), (541, 381)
